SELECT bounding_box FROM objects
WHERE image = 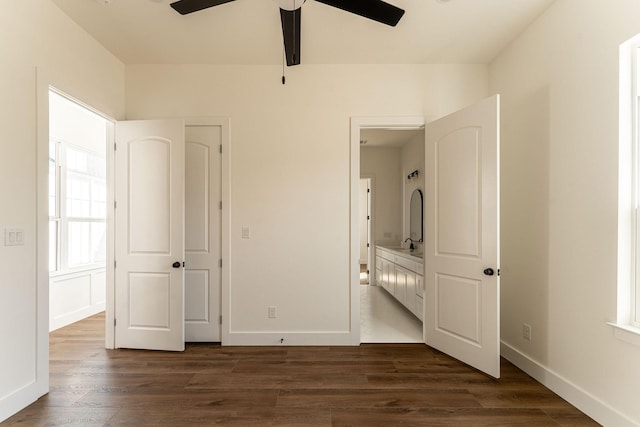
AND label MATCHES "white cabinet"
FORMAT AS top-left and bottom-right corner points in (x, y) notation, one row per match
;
(376, 248), (396, 295)
(375, 246), (424, 321)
